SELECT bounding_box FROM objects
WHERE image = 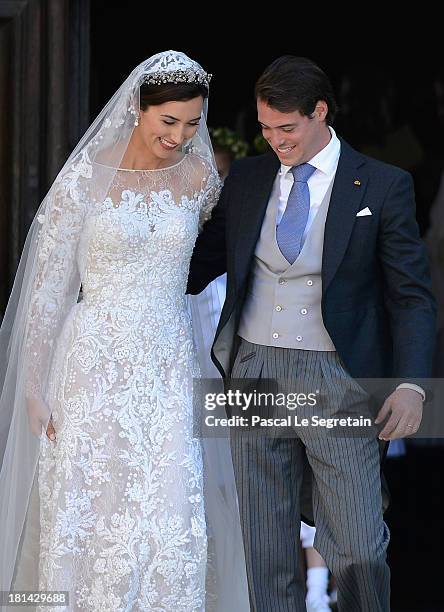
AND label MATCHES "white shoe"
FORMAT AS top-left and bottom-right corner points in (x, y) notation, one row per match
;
(306, 593), (331, 612)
